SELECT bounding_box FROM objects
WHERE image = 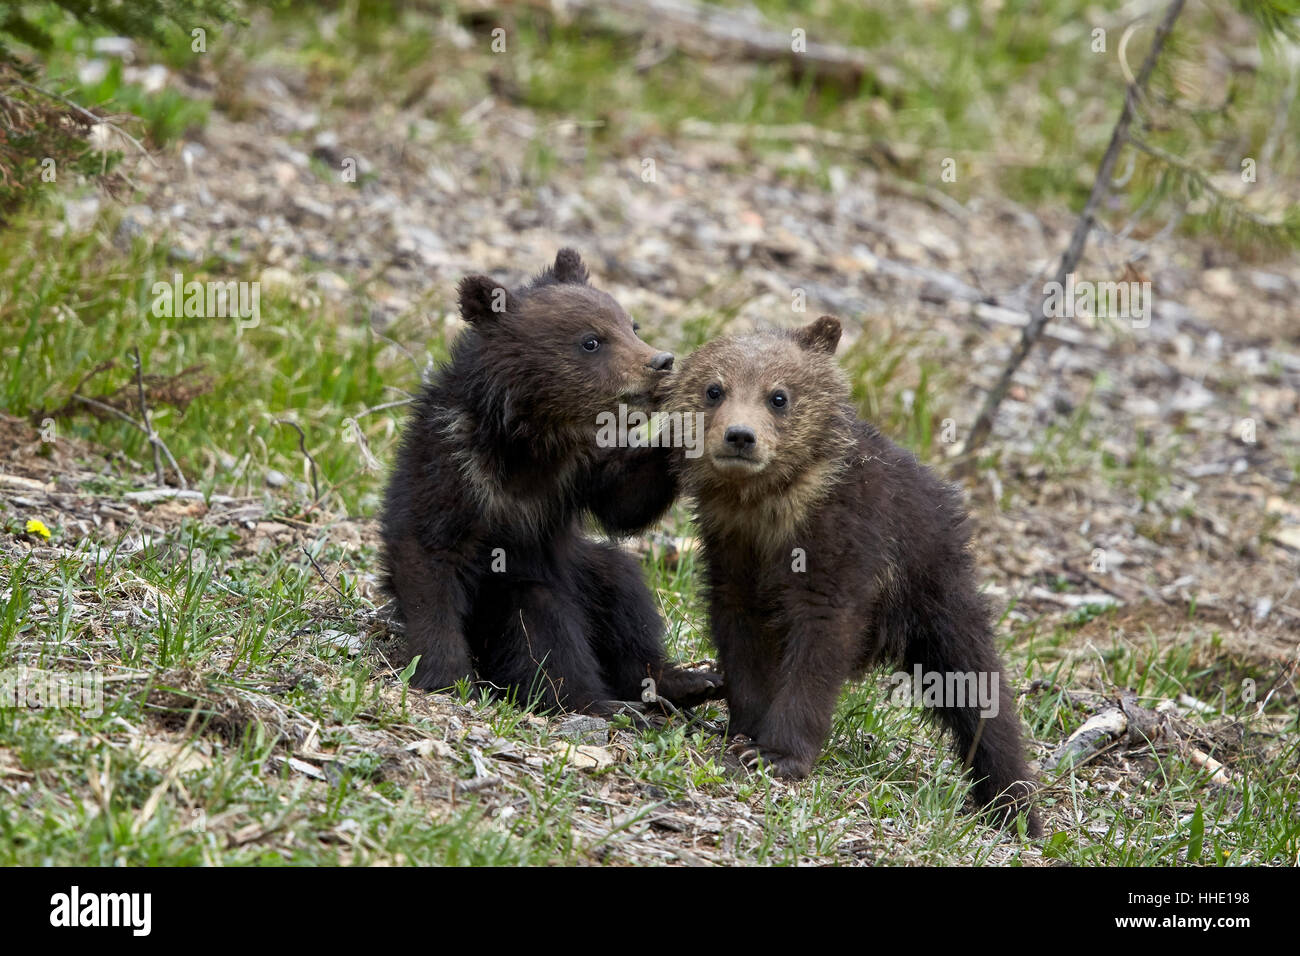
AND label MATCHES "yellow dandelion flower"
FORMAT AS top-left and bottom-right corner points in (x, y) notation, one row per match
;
(25, 519), (52, 540)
